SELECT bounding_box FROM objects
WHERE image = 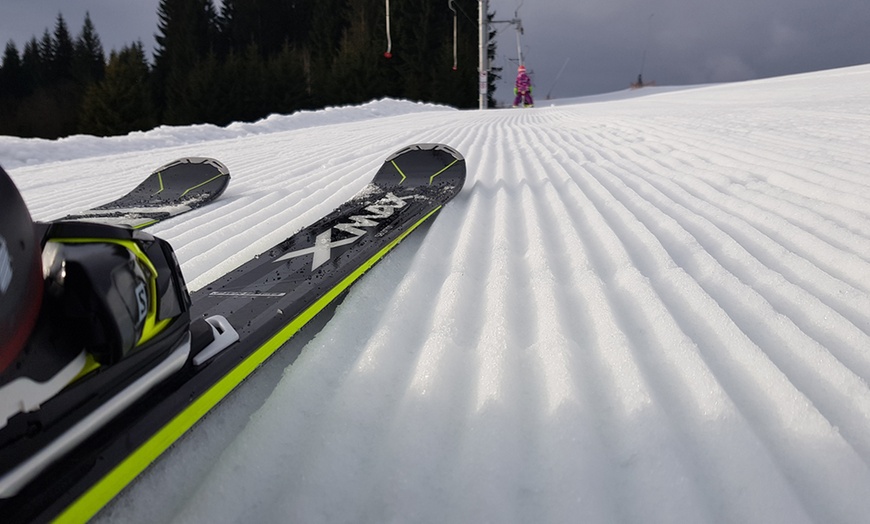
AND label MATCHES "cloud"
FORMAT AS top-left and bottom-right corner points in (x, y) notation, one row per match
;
(704, 54), (756, 82)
